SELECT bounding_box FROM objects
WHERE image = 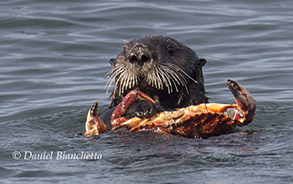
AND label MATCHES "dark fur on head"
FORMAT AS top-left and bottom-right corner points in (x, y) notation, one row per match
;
(107, 36), (208, 110)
